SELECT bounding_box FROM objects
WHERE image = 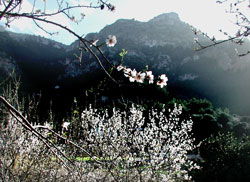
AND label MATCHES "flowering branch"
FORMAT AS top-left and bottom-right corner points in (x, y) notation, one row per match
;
(117, 65), (168, 88)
